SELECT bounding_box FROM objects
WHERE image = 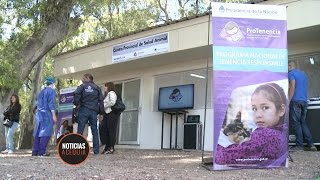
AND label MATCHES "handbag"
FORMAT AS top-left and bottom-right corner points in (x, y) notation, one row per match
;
(3, 118), (13, 127)
(72, 107), (79, 124)
(111, 94), (125, 113)
(98, 102), (105, 115)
